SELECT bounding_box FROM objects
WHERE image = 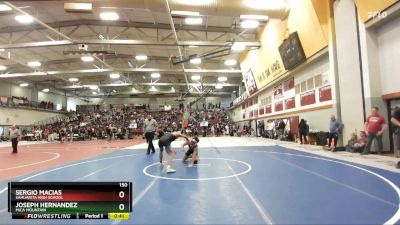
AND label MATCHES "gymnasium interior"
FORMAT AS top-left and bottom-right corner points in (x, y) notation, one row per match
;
(0, 0), (400, 224)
